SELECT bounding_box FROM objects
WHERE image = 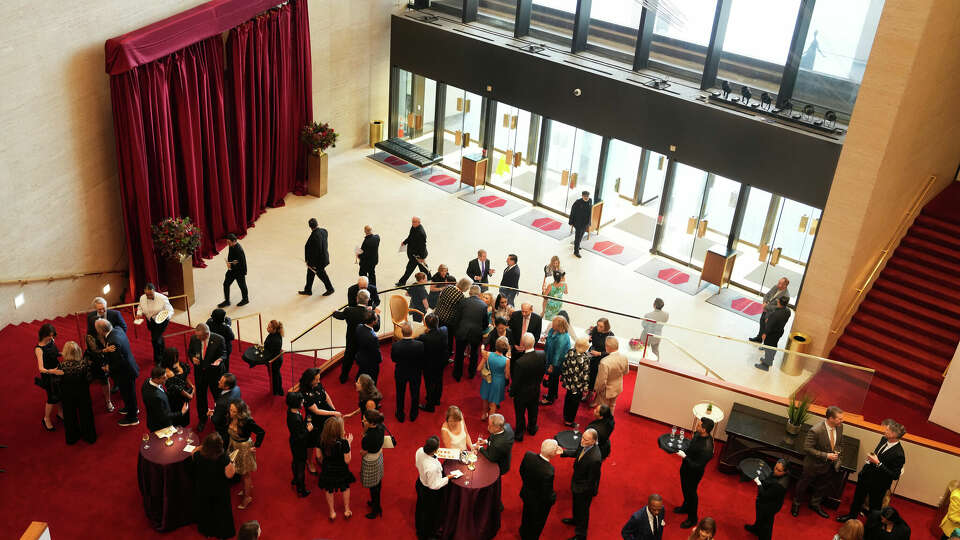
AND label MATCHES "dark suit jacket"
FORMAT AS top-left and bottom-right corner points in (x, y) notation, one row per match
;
(392, 338), (424, 380)
(499, 264), (520, 292)
(621, 505), (664, 540)
(858, 438), (905, 489)
(212, 386), (242, 436)
(86, 309), (128, 337)
(142, 380), (174, 432)
(569, 198), (592, 229)
(756, 472), (789, 516)
(519, 451), (556, 505)
(564, 444), (602, 495)
(305, 227), (330, 268)
(802, 421), (843, 473)
(188, 333), (228, 372)
(417, 327), (449, 372)
(205, 317), (235, 358)
(347, 283), (380, 307)
(455, 295), (489, 341)
(509, 350), (546, 400)
(479, 424), (515, 475)
(762, 306), (791, 339)
(333, 306), (373, 347)
(226, 243), (247, 275)
(287, 410), (310, 458)
(355, 324), (382, 368)
(105, 328), (139, 379)
(466, 258), (492, 287)
(359, 233), (380, 267)
(509, 311), (543, 349)
(587, 416), (615, 460)
(403, 225), (427, 258)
